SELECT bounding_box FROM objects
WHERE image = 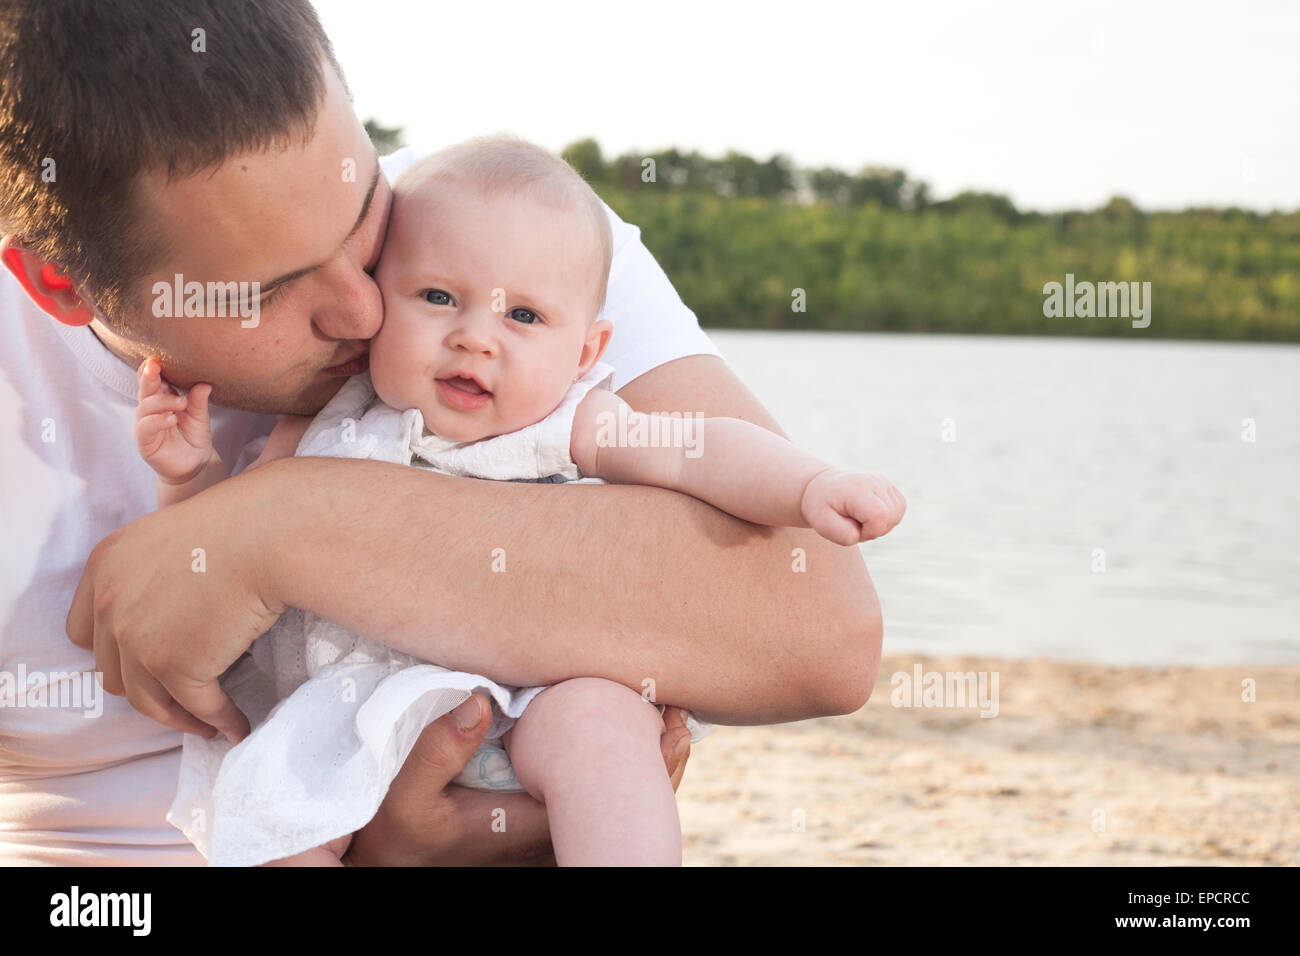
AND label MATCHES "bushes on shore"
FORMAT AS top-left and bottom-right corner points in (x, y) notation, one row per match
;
(565, 140), (1300, 342)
